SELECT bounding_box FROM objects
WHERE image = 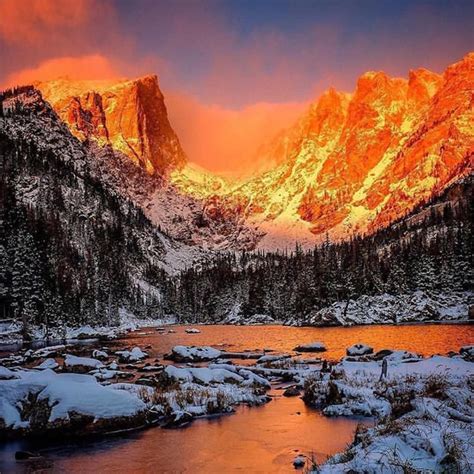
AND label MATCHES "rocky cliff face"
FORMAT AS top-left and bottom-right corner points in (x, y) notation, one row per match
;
(207, 53), (473, 249)
(34, 54), (473, 251)
(37, 75), (186, 176)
